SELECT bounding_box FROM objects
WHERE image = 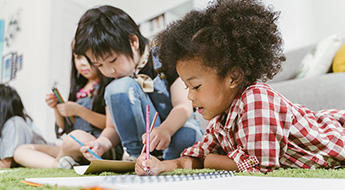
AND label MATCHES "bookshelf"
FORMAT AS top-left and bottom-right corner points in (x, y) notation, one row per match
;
(138, 0), (195, 39)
